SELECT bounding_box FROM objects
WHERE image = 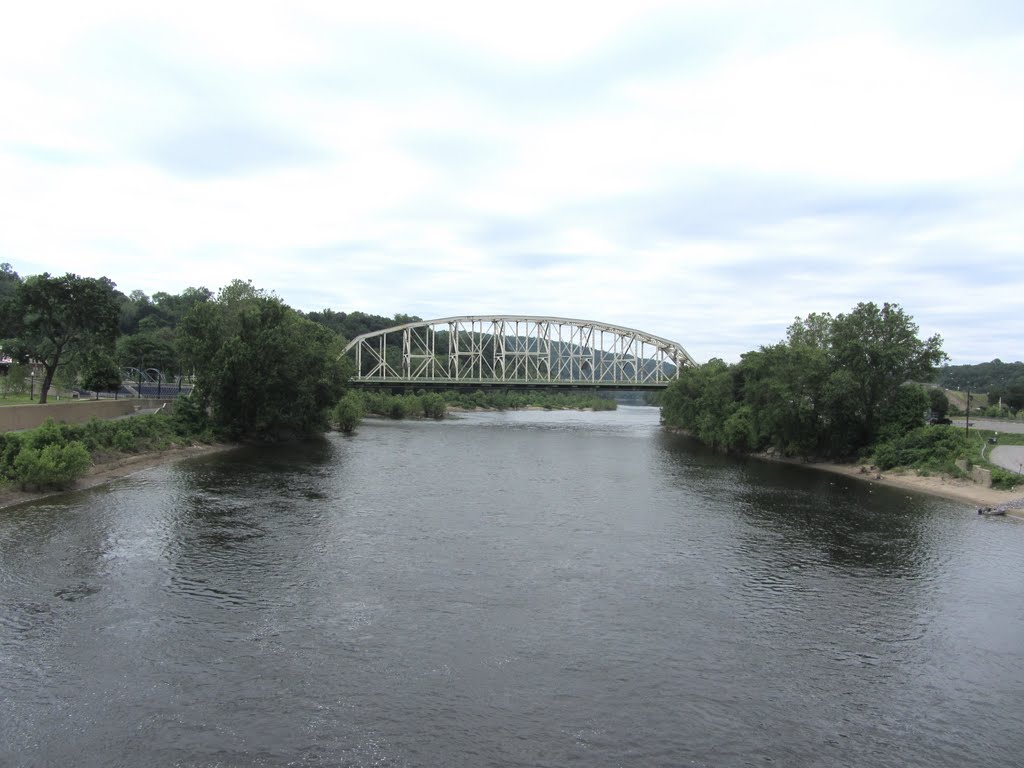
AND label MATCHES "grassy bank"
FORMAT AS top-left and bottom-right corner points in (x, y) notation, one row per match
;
(867, 423), (1021, 491)
(0, 413), (215, 493)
